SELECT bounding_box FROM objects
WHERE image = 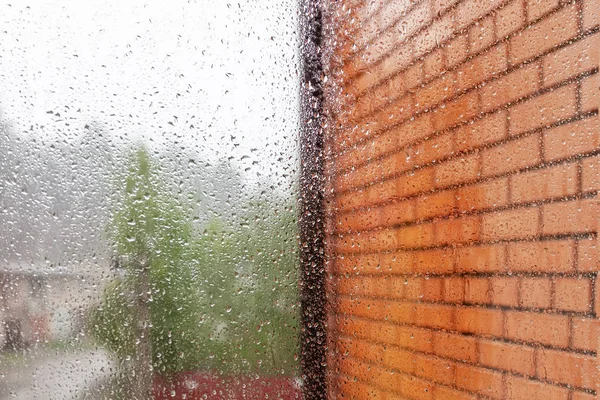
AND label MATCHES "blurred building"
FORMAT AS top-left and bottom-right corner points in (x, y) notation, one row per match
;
(0, 262), (107, 350)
